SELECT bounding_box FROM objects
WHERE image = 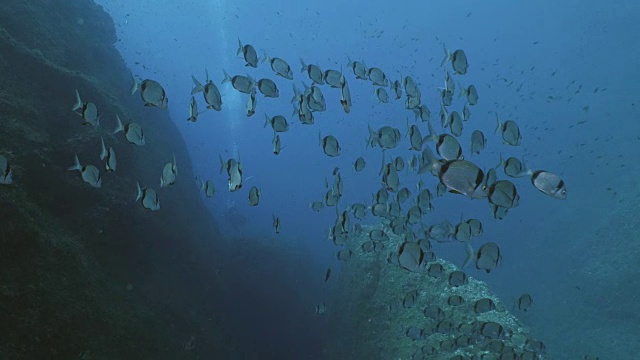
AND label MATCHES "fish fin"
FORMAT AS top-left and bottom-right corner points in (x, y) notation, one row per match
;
(424, 118), (438, 142)
(68, 154), (82, 172)
(130, 75), (140, 95)
(72, 89), (83, 112)
(218, 154), (225, 175)
(135, 182), (143, 202)
(113, 114), (124, 134)
(221, 70), (232, 85)
(440, 44), (450, 67)
(191, 75), (204, 95)
(494, 113), (502, 135)
(100, 137), (107, 160)
(260, 49), (269, 64)
(299, 58), (306, 73)
(462, 242), (474, 268)
(236, 38), (243, 56)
